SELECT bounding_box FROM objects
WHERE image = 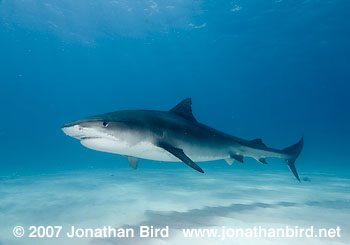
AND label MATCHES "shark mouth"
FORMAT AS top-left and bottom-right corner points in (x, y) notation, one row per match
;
(80, 137), (102, 140)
